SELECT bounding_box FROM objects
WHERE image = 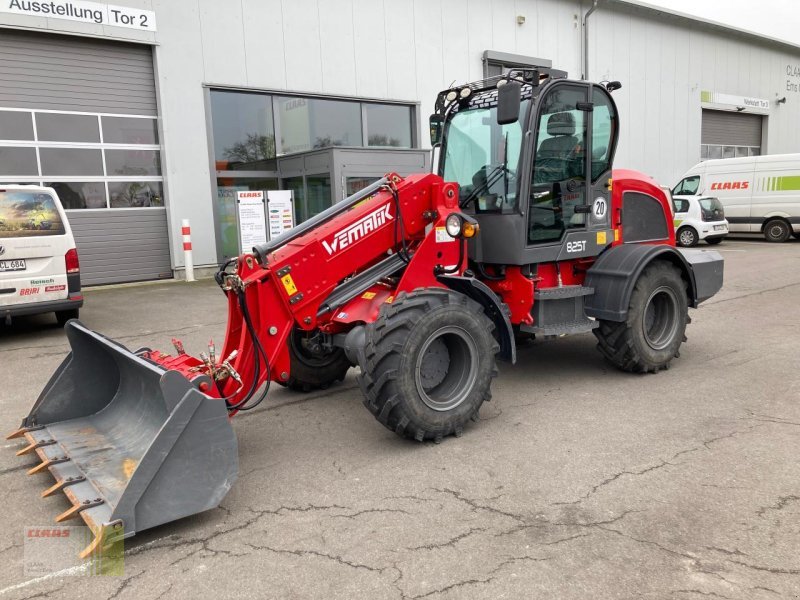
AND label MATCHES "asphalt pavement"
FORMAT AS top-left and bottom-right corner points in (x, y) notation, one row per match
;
(0, 238), (799, 599)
